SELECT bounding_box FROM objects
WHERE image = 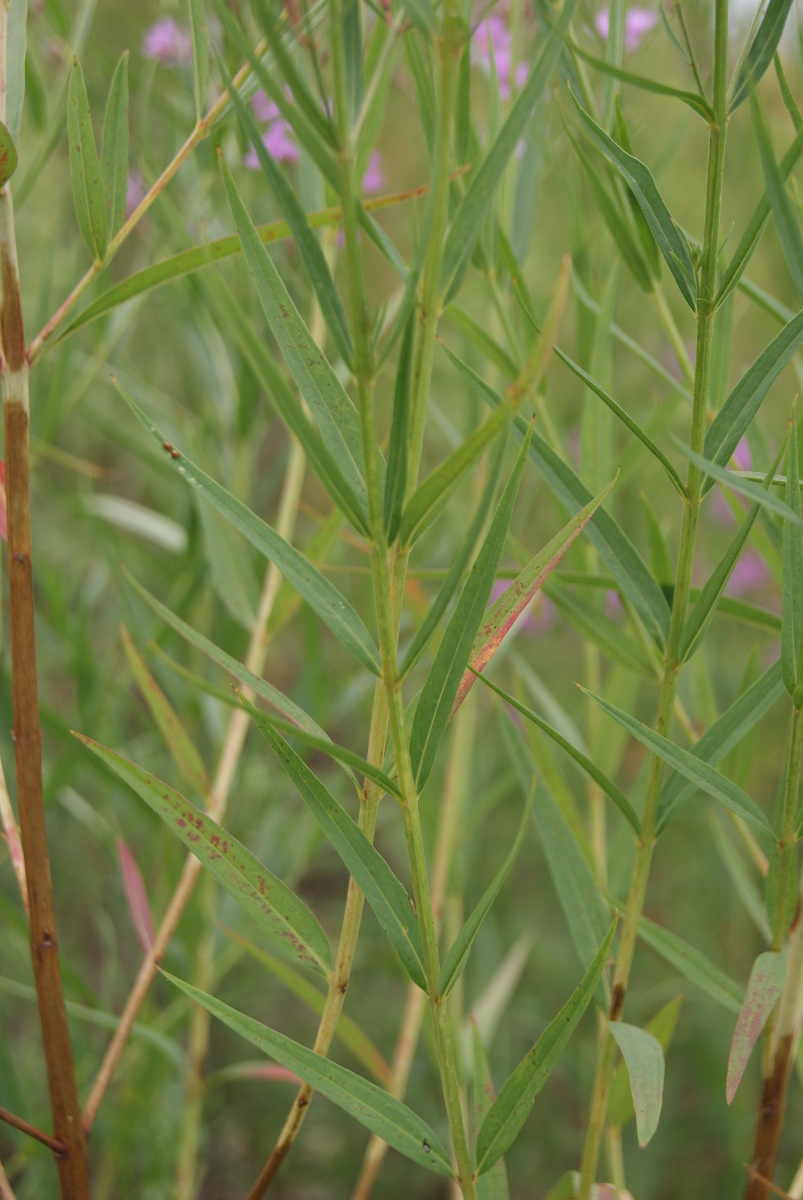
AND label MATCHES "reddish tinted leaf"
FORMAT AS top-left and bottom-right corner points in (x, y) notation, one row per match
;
(726, 951), (785, 1104)
(117, 837), (155, 954)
